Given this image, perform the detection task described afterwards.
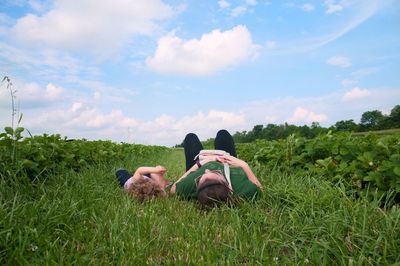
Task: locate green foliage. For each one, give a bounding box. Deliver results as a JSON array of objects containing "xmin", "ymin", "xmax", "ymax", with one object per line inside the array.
[
  {"xmin": 0, "ymin": 127, "xmax": 168, "ymax": 181},
  {"xmin": 388, "ymin": 105, "xmax": 400, "ymax": 128},
  {"xmin": 233, "ymin": 122, "xmax": 329, "ymax": 143},
  {"xmin": 237, "ymin": 132, "xmax": 400, "ymax": 201},
  {"xmin": 360, "ymin": 110, "xmax": 385, "ymax": 131},
  {"xmin": 333, "ymin": 119, "xmax": 359, "ymax": 132},
  {"xmin": 231, "ymin": 104, "xmax": 400, "ymax": 144},
  {"xmin": 1, "ymin": 150, "xmax": 399, "ymax": 264}
]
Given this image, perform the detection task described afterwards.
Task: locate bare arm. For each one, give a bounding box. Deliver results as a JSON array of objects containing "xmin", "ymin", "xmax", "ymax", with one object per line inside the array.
[
  {"xmin": 170, "ymin": 157, "xmax": 224, "ymax": 194},
  {"xmin": 239, "ymin": 162, "xmax": 263, "ymax": 189},
  {"xmin": 132, "ymin": 166, "xmax": 166, "ymax": 182},
  {"xmin": 218, "ymin": 155, "xmax": 263, "ymax": 189}
]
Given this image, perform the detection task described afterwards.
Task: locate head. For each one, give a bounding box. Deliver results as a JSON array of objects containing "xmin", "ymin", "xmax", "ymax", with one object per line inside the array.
[
  {"xmin": 196, "ymin": 169, "xmax": 232, "ymax": 209},
  {"xmin": 127, "ymin": 178, "xmax": 166, "ymax": 203}
]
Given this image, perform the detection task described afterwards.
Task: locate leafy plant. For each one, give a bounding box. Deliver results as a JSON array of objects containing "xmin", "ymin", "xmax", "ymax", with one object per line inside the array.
[
  {"xmin": 0, "ymin": 130, "xmax": 168, "ymax": 181},
  {"xmin": 1, "ymin": 76, "xmax": 23, "ymax": 165},
  {"xmin": 237, "ymin": 132, "xmax": 400, "ymax": 202}
]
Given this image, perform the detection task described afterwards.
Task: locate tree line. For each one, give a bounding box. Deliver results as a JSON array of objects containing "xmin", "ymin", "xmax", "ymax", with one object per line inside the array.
[{"xmin": 232, "ymin": 104, "xmax": 400, "ymax": 143}]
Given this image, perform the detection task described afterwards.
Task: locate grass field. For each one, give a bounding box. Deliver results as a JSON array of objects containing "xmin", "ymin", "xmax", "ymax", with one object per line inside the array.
[
  {"xmin": 1, "ymin": 148, "xmax": 400, "ymax": 265},
  {"xmin": 352, "ymin": 128, "xmax": 400, "ymax": 136}
]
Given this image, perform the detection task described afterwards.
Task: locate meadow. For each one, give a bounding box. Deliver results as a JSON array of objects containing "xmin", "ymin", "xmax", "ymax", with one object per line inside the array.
[{"xmin": 1, "ymin": 129, "xmax": 400, "ymax": 265}]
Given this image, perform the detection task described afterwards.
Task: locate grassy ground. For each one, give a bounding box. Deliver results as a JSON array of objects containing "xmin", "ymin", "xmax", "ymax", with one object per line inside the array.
[
  {"xmin": 1, "ymin": 148, "xmax": 400, "ymax": 265},
  {"xmin": 352, "ymin": 128, "xmax": 400, "ymax": 136}
]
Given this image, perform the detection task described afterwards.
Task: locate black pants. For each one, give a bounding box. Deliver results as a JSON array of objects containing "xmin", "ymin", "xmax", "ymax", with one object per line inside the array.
[{"xmin": 183, "ymin": 129, "xmax": 237, "ymax": 171}]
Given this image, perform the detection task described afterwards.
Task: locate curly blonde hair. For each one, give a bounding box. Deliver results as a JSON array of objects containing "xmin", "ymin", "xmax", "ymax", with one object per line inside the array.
[{"xmin": 126, "ymin": 178, "xmax": 166, "ymax": 202}]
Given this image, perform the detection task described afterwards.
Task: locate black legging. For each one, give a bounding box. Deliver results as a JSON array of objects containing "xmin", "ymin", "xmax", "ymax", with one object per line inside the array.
[{"xmin": 183, "ymin": 129, "xmax": 237, "ymax": 171}]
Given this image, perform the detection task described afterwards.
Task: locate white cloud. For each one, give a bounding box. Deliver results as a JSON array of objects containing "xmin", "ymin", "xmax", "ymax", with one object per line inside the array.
[
  {"xmin": 231, "ymin": 6, "xmax": 248, "ymax": 17},
  {"xmin": 3, "ymin": 81, "xmax": 399, "ymax": 146},
  {"xmin": 11, "ymin": 0, "xmax": 173, "ymax": 56},
  {"xmin": 70, "ymin": 102, "xmax": 83, "ymax": 112},
  {"xmin": 28, "ymin": 0, "xmax": 51, "ymax": 12},
  {"xmin": 340, "ymin": 67, "xmax": 379, "ymax": 87},
  {"xmin": 10, "ymin": 82, "xmax": 65, "ymax": 106},
  {"xmin": 218, "ymin": 0, "xmax": 230, "ymax": 9},
  {"xmin": 324, "ymin": 0, "xmax": 344, "ymax": 14},
  {"xmin": 342, "ymin": 87, "xmax": 371, "ymax": 101},
  {"xmin": 288, "ymin": 107, "xmax": 328, "ymax": 124},
  {"xmin": 32, "ymin": 106, "xmax": 138, "ymax": 131},
  {"xmin": 155, "ymin": 114, "xmax": 175, "ymax": 127},
  {"xmin": 219, "ymin": 0, "xmax": 257, "ymax": 17},
  {"xmin": 22, "ymin": 106, "xmax": 245, "ymax": 146},
  {"xmin": 146, "ymin": 25, "xmax": 260, "ymax": 76},
  {"xmin": 264, "ymin": 115, "xmax": 277, "ymax": 123},
  {"xmin": 93, "ymin": 91, "xmax": 101, "ymax": 101},
  {"xmin": 45, "ymin": 83, "xmax": 64, "ymax": 100},
  {"xmin": 0, "ymin": 42, "xmax": 100, "ymax": 80},
  {"xmin": 136, "ymin": 110, "xmax": 244, "ymax": 144},
  {"xmin": 302, "ymin": 3, "xmax": 315, "ymax": 12},
  {"xmin": 341, "ymin": 79, "xmax": 357, "ymax": 87},
  {"xmin": 245, "ymin": 0, "xmax": 258, "ymax": 6},
  {"xmin": 285, "ymin": 2, "xmax": 314, "ymax": 12},
  {"xmin": 327, "ymin": 56, "xmax": 352, "ymax": 67}
]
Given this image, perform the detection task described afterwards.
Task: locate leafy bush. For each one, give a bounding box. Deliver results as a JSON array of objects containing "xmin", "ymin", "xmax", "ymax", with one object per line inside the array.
[
  {"xmin": 0, "ymin": 127, "xmax": 168, "ymax": 181},
  {"xmin": 237, "ymin": 132, "xmax": 400, "ymax": 201}
]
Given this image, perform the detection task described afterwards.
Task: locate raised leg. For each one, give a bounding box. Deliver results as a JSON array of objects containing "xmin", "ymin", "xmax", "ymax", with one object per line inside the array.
[
  {"xmin": 214, "ymin": 129, "xmax": 237, "ymax": 157},
  {"xmin": 183, "ymin": 133, "xmax": 203, "ymax": 171}
]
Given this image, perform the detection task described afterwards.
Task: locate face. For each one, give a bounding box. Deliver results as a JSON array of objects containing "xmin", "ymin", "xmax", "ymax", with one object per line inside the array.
[{"xmin": 196, "ymin": 169, "xmax": 229, "ymax": 188}]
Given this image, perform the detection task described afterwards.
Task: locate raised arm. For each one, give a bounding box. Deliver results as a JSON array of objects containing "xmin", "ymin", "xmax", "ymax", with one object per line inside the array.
[
  {"xmin": 218, "ymin": 155, "xmax": 263, "ymax": 189},
  {"xmin": 132, "ymin": 166, "xmax": 166, "ymax": 182}
]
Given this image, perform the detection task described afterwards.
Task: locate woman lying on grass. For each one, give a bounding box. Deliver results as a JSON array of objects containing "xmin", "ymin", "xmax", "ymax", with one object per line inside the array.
[
  {"xmin": 115, "ymin": 166, "xmax": 171, "ymax": 202},
  {"xmin": 170, "ymin": 129, "xmax": 263, "ymax": 209}
]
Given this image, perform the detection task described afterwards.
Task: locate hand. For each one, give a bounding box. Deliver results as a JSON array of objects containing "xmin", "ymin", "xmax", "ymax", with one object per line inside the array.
[
  {"xmin": 199, "ymin": 157, "xmax": 216, "ymax": 166},
  {"xmin": 217, "ymin": 155, "xmax": 247, "ymax": 168},
  {"xmin": 155, "ymin": 165, "xmax": 167, "ymax": 174}
]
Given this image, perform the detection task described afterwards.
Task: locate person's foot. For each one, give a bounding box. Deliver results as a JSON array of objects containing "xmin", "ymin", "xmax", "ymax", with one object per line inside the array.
[{"xmin": 115, "ymin": 168, "xmax": 131, "ymax": 187}]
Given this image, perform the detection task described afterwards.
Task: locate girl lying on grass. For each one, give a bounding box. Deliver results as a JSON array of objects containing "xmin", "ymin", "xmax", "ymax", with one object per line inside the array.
[{"xmin": 115, "ymin": 166, "xmax": 171, "ymax": 202}]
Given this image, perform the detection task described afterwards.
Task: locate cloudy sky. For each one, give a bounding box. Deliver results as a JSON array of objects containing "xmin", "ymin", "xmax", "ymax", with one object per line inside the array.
[{"xmin": 0, "ymin": 0, "xmax": 399, "ymax": 146}]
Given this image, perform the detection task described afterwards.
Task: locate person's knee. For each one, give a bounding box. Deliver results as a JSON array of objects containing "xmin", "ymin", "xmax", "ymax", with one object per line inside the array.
[
  {"xmin": 216, "ymin": 129, "xmax": 231, "ymax": 138},
  {"xmin": 184, "ymin": 133, "xmax": 198, "ymax": 141}
]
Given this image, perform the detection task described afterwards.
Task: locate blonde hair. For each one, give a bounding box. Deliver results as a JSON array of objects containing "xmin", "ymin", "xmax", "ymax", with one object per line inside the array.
[{"xmin": 126, "ymin": 178, "xmax": 166, "ymax": 202}]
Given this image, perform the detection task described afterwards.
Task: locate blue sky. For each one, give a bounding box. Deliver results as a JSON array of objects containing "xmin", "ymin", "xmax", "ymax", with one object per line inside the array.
[{"xmin": 1, "ymin": 0, "xmax": 399, "ymax": 146}]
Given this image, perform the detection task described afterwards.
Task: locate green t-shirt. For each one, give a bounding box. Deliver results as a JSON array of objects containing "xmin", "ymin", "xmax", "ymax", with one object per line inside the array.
[{"xmin": 175, "ymin": 161, "xmax": 262, "ymax": 201}]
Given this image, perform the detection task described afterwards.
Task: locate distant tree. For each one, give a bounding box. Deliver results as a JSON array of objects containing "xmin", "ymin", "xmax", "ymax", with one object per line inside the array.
[
  {"xmin": 388, "ymin": 105, "xmax": 400, "ymax": 128},
  {"xmin": 233, "ymin": 131, "xmax": 248, "ymax": 143},
  {"xmin": 297, "ymin": 124, "xmax": 312, "ymax": 138},
  {"xmin": 360, "ymin": 110, "xmax": 384, "ymax": 131},
  {"xmin": 263, "ymin": 123, "xmax": 285, "ymax": 140},
  {"xmin": 251, "ymin": 125, "xmax": 263, "ymax": 140},
  {"xmin": 230, "ymin": 104, "xmax": 399, "ymax": 145},
  {"xmin": 285, "ymin": 123, "xmax": 298, "ymax": 137},
  {"xmin": 309, "ymin": 121, "xmax": 328, "ymax": 137},
  {"xmin": 333, "ymin": 119, "xmax": 358, "ymax": 132}
]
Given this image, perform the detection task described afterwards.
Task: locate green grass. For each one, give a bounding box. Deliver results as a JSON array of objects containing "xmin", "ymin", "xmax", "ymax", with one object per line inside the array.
[
  {"xmin": 1, "ymin": 149, "xmax": 400, "ymax": 265},
  {"xmin": 352, "ymin": 128, "xmax": 400, "ymax": 136}
]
